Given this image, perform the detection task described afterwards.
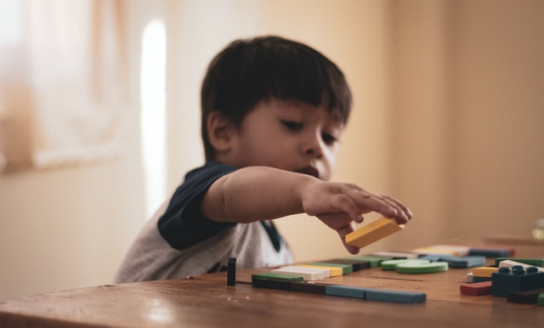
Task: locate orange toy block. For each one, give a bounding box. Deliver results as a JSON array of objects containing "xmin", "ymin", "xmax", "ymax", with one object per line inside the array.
[
  {"xmin": 345, "ymin": 217, "xmax": 404, "ymax": 248},
  {"xmin": 472, "ymin": 266, "xmax": 499, "ymax": 278}
]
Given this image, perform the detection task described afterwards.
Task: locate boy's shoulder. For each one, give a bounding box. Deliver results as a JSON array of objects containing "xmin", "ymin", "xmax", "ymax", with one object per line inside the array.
[{"xmin": 185, "ymin": 161, "xmax": 237, "ymax": 182}]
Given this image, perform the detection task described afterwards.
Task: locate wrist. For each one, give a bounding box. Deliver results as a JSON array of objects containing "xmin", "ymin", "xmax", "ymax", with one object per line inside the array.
[{"xmin": 296, "ymin": 173, "xmax": 322, "ymax": 212}]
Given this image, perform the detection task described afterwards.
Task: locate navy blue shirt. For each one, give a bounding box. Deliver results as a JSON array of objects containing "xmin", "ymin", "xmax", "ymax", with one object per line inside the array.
[
  {"xmin": 158, "ymin": 162, "xmax": 237, "ymax": 249},
  {"xmin": 158, "ymin": 162, "xmax": 282, "ymax": 251}
]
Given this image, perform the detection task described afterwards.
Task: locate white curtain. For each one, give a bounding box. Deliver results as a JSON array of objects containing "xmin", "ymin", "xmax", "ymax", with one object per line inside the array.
[{"xmin": 0, "ymin": 0, "xmax": 128, "ymax": 172}]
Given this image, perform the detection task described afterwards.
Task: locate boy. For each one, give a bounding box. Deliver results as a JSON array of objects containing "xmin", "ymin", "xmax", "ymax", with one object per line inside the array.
[{"xmin": 114, "ymin": 36, "xmax": 412, "ymax": 283}]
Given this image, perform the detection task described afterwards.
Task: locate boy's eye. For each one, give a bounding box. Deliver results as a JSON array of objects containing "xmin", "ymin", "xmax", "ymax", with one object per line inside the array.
[
  {"xmin": 322, "ymin": 133, "xmax": 338, "ymax": 145},
  {"xmin": 281, "ymin": 120, "xmax": 303, "ymax": 131}
]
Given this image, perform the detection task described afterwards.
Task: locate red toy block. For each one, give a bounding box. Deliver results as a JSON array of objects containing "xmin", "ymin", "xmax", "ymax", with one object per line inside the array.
[{"xmin": 460, "ymin": 281, "xmax": 492, "ymax": 296}]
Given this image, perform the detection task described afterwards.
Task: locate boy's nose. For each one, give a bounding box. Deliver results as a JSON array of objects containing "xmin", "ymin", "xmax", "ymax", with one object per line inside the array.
[{"xmin": 303, "ymin": 136, "xmax": 324, "ymax": 158}]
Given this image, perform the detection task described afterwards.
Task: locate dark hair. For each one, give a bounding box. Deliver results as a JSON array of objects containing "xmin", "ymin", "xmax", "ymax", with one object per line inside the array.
[{"xmin": 200, "ymin": 35, "xmax": 352, "ymax": 161}]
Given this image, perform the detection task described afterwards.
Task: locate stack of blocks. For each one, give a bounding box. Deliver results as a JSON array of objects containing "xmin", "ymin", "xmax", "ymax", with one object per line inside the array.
[
  {"xmin": 491, "ymin": 266, "xmax": 544, "ymax": 297},
  {"xmin": 461, "ymin": 257, "xmax": 544, "ymax": 306},
  {"xmin": 252, "ymin": 256, "xmax": 427, "ymax": 304}
]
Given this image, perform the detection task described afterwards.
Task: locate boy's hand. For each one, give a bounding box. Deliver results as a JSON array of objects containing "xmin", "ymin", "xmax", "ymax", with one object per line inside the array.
[{"xmin": 300, "ymin": 180, "xmax": 412, "ymax": 254}]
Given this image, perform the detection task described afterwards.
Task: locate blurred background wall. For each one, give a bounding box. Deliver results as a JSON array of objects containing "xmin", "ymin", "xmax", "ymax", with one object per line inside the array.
[{"xmin": 0, "ymin": 0, "xmax": 542, "ymax": 300}]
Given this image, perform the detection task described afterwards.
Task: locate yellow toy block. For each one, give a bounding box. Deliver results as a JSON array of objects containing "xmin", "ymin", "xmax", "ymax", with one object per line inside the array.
[
  {"xmin": 472, "ymin": 266, "xmax": 499, "ymax": 278},
  {"xmin": 412, "ymin": 246, "xmax": 460, "ymax": 256},
  {"xmin": 345, "ymin": 217, "xmax": 404, "ymax": 248},
  {"xmin": 299, "ymin": 264, "xmax": 343, "ymax": 277}
]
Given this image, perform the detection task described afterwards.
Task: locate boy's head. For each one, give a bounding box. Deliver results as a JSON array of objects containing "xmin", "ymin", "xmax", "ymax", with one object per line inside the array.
[
  {"xmin": 201, "ymin": 36, "xmax": 351, "ymax": 178},
  {"xmin": 201, "ymin": 36, "xmax": 352, "ymax": 163}
]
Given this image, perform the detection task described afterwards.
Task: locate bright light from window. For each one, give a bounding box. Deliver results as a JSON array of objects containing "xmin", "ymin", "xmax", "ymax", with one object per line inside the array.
[
  {"xmin": 0, "ymin": 0, "xmax": 22, "ymax": 46},
  {"xmin": 140, "ymin": 20, "xmax": 167, "ymax": 219}
]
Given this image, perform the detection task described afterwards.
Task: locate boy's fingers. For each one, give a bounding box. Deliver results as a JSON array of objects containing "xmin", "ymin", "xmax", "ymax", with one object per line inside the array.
[
  {"xmin": 348, "ymin": 189, "xmax": 414, "ymax": 225},
  {"xmin": 337, "ymin": 224, "xmax": 359, "ymax": 254},
  {"xmin": 330, "ymin": 194, "xmax": 363, "ymax": 222},
  {"xmin": 317, "ymin": 212, "xmax": 355, "ymax": 230},
  {"xmin": 381, "ymin": 195, "xmax": 413, "ymax": 223},
  {"xmin": 352, "ymin": 190, "xmax": 399, "ymax": 219}
]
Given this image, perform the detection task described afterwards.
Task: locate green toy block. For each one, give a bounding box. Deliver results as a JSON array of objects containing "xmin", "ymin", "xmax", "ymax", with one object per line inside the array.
[{"xmin": 538, "ymin": 293, "xmax": 544, "ymax": 306}]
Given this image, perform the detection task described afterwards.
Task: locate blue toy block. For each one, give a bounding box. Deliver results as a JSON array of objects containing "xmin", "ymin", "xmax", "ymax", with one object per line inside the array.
[
  {"xmin": 365, "ymin": 288, "xmax": 426, "ymax": 304},
  {"xmin": 491, "ymin": 266, "xmax": 544, "ymax": 297},
  {"xmin": 418, "ymin": 254, "xmax": 446, "ymax": 262},
  {"xmin": 443, "ymin": 255, "xmax": 486, "ymax": 268},
  {"xmin": 469, "ymin": 248, "xmax": 512, "ymax": 258},
  {"xmin": 473, "ymin": 276, "xmax": 492, "ymax": 283},
  {"xmin": 325, "ymin": 285, "xmax": 426, "ymax": 304},
  {"xmin": 419, "ymin": 254, "xmax": 486, "ymax": 268},
  {"xmin": 325, "ymin": 285, "xmax": 366, "ymax": 299},
  {"xmin": 290, "ymin": 281, "xmax": 327, "ymax": 294}
]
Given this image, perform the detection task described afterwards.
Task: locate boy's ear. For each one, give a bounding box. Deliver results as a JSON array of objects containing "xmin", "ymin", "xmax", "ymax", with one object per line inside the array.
[{"xmin": 207, "ymin": 111, "xmax": 236, "ymax": 154}]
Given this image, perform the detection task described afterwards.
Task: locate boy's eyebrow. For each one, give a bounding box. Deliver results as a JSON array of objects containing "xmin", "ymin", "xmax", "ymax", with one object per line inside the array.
[{"xmin": 328, "ymin": 113, "xmax": 346, "ymax": 126}]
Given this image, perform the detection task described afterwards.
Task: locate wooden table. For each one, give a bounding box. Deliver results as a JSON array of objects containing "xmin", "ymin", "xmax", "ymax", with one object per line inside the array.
[{"xmin": 1, "ymin": 243, "xmax": 543, "ymax": 327}]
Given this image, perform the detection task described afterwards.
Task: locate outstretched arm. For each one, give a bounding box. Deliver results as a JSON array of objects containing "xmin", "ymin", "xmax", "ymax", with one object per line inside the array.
[{"xmin": 202, "ymin": 166, "xmax": 412, "ymax": 253}]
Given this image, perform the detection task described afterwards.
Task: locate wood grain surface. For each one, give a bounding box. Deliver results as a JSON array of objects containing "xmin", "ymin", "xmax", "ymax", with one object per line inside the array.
[{"xmin": 1, "ymin": 242, "xmax": 542, "ymax": 327}]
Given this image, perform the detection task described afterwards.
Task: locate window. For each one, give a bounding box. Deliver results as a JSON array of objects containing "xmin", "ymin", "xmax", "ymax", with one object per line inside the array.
[{"xmin": 140, "ymin": 20, "xmax": 167, "ymax": 218}]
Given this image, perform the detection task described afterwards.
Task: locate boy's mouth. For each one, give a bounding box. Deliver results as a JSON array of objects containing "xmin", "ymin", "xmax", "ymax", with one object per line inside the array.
[{"xmin": 295, "ymin": 166, "xmax": 319, "ymax": 179}]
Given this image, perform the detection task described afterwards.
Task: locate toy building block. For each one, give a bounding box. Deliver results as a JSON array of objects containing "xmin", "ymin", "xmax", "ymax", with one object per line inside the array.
[
  {"xmin": 290, "ymin": 281, "xmax": 328, "ymax": 294},
  {"xmin": 396, "ymin": 261, "xmax": 448, "ymax": 274},
  {"xmin": 415, "ymin": 245, "xmax": 471, "ymax": 256},
  {"xmin": 419, "ymin": 254, "xmax": 486, "ymax": 268},
  {"xmin": 381, "ymin": 258, "xmax": 448, "ymax": 274},
  {"xmin": 491, "ymin": 266, "xmax": 544, "ymax": 297},
  {"xmin": 251, "ymin": 273, "xmax": 305, "ymax": 291},
  {"xmin": 252, "ymin": 273, "xmax": 304, "ymax": 282},
  {"xmin": 506, "ymin": 287, "xmax": 544, "ymax": 304},
  {"xmin": 321, "ymin": 258, "xmax": 370, "ymax": 272},
  {"xmin": 345, "ymin": 217, "xmax": 404, "ymax": 248},
  {"xmin": 467, "ymin": 273, "xmax": 492, "ymax": 282},
  {"xmin": 325, "ymin": 285, "xmax": 366, "ymax": 299},
  {"xmin": 499, "ymin": 260, "xmax": 544, "ymax": 273},
  {"xmin": 468, "ymin": 247, "xmax": 514, "ymax": 258},
  {"xmin": 473, "ymin": 276, "xmax": 492, "ymax": 283},
  {"xmin": 341, "ymin": 255, "xmax": 393, "ymax": 268},
  {"xmin": 371, "ymin": 251, "xmax": 420, "ymax": 259},
  {"xmin": 299, "ymin": 264, "xmax": 343, "ymax": 277},
  {"xmin": 301, "ymin": 266, "xmax": 332, "ymax": 279},
  {"xmin": 412, "ymin": 246, "xmax": 461, "ymax": 256},
  {"xmin": 325, "ymin": 285, "xmax": 426, "ymax": 304},
  {"xmin": 466, "ymin": 272, "xmax": 474, "ymax": 283},
  {"xmin": 446, "ymin": 255, "xmax": 486, "ymax": 268},
  {"xmin": 538, "ymin": 293, "xmax": 544, "ymax": 306},
  {"xmin": 460, "ymin": 281, "xmax": 492, "ymax": 296},
  {"xmin": 364, "ymin": 288, "xmax": 426, "ymax": 304},
  {"xmin": 252, "ymin": 277, "xmax": 293, "ymax": 291},
  {"xmin": 381, "ymin": 259, "xmax": 430, "ymax": 271},
  {"xmin": 472, "ymin": 266, "xmax": 499, "ymax": 278},
  {"xmin": 496, "ymin": 259, "xmax": 544, "ymax": 271},
  {"xmin": 253, "ymin": 272, "xmax": 427, "ymax": 304},
  {"xmin": 227, "ymin": 257, "xmax": 236, "ymax": 286},
  {"xmin": 308, "ymin": 262, "xmax": 353, "ymax": 274},
  {"xmin": 272, "ymin": 266, "xmax": 328, "ymax": 281},
  {"xmin": 417, "ymin": 254, "xmax": 445, "ymax": 262}
]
